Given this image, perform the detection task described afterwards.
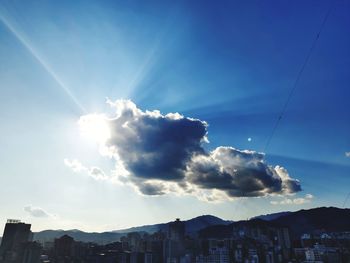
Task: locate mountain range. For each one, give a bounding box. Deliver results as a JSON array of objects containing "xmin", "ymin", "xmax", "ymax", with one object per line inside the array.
[
  {"xmin": 252, "ymin": 211, "xmax": 292, "ymax": 221},
  {"xmin": 33, "ymin": 215, "xmax": 231, "ymax": 244},
  {"xmin": 32, "ymin": 207, "xmax": 350, "ymax": 244},
  {"xmin": 199, "ymin": 207, "xmax": 350, "ymax": 240}
]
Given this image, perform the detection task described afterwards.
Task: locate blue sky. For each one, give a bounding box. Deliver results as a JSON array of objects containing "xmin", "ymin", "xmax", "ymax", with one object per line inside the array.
[{"xmin": 0, "ymin": 0, "xmax": 349, "ymax": 233}]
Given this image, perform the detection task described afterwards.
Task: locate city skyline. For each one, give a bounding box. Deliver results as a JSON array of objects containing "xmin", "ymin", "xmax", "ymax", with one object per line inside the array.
[
  {"xmin": 0, "ymin": 0, "xmax": 349, "ymax": 234},
  {"xmin": 1, "ymin": 207, "xmax": 350, "ymax": 262}
]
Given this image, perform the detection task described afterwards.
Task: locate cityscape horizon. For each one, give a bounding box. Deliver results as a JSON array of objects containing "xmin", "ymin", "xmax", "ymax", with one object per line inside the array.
[
  {"xmin": 1, "ymin": 206, "xmax": 350, "ymax": 262},
  {"xmin": 1, "ymin": 205, "xmax": 347, "ymax": 235}
]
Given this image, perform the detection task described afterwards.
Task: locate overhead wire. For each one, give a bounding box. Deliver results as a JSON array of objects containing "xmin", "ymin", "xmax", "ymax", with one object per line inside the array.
[
  {"xmin": 260, "ymin": 2, "xmax": 350, "ymax": 208},
  {"xmin": 263, "ymin": 2, "xmax": 335, "ymax": 153}
]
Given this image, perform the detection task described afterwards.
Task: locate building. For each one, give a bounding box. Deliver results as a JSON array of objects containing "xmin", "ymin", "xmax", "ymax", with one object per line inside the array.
[
  {"xmin": 196, "ymin": 247, "xmax": 229, "ymax": 263},
  {"xmin": 20, "ymin": 242, "xmax": 42, "ymax": 263},
  {"xmin": 164, "ymin": 219, "xmax": 186, "ymax": 263},
  {"xmin": 169, "ymin": 219, "xmax": 185, "ymax": 241},
  {"xmin": 53, "ymin": 234, "xmax": 75, "ymax": 259},
  {"xmin": 0, "ymin": 219, "xmax": 34, "ymax": 263}
]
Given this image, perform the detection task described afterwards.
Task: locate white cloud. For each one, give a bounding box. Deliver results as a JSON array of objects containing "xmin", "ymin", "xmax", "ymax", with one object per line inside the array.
[
  {"xmin": 345, "ymin": 152, "xmax": 350, "ymax": 158},
  {"xmin": 186, "ymin": 147, "xmax": 300, "ymax": 198},
  {"xmin": 64, "ymin": 159, "xmax": 85, "ymax": 173},
  {"xmin": 24, "ymin": 205, "xmax": 54, "ymax": 218},
  {"xmin": 64, "ymin": 159, "xmax": 109, "ymax": 181},
  {"xmin": 270, "ymin": 194, "xmax": 314, "ymax": 205},
  {"xmin": 89, "ymin": 167, "xmax": 108, "ymax": 180},
  {"xmin": 72, "ymin": 99, "xmax": 302, "ymax": 202},
  {"xmin": 305, "ymin": 193, "xmax": 314, "ymax": 199}
]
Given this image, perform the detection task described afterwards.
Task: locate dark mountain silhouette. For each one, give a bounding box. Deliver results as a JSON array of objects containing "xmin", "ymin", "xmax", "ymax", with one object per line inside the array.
[
  {"xmin": 271, "ymin": 206, "xmax": 350, "ymax": 239},
  {"xmin": 252, "ymin": 211, "xmax": 292, "ymax": 221},
  {"xmin": 33, "ymin": 229, "xmax": 125, "ymax": 244},
  {"xmin": 113, "ymin": 215, "xmax": 231, "ymax": 235},
  {"xmin": 33, "ymin": 215, "xmax": 231, "ymax": 244},
  {"xmin": 185, "ymin": 215, "xmax": 232, "ymax": 234},
  {"xmin": 198, "ymin": 218, "xmax": 279, "ymax": 239},
  {"xmin": 198, "ymin": 207, "xmax": 350, "ymax": 240},
  {"xmin": 198, "ymin": 224, "xmax": 232, "ymax": 239},
  {"xmin": 32, "ymin": 207, "xmax": 350, "ymax": 244}
]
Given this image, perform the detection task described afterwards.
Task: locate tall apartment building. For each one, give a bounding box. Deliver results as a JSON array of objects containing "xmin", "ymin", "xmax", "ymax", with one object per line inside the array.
[{"xmin": 0, "ymin": 219, "xmax": 33, "ymax": 262}]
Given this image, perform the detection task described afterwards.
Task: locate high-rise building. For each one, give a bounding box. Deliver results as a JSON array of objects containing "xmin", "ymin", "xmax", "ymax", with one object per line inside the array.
[
  {"xmin": 196, "ymin": 247, "xmax": 229, "ymax": 263},
  {"xmin": 54, "ymin": 234, "xmax": 75, "ymax": 258},
  {"xmin": 20, "ymin": 242, "xmax": 42, "ymax": 263},
  {"xmin": 168, "ymin": 218, "xmax": 185, "ymax": 241},
  {"xmin": 0, "ymin": 219, "xmax": 33, "ymax": 262},
  {"xmin": 164, "ymin": 219, "xmax": 186, "ymax": 263}
]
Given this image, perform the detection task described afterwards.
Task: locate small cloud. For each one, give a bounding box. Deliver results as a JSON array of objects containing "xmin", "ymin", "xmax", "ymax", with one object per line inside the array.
[
  {"xmin": 64, "ymin": 159, "xmax": 86, "ymax": 173},
  {"xmin": 247, "ymin": 137, "xmax": 252, "ymax": 142},
  {"xmin": 64, "ymin": 159, "xmax": 109, "ymax": 181},
  {"xmin": 270, "ymin": 194, "xmax": 314, "ymax": 205},
  {"xmin": 24, "ymin": 205, "xmax": 54, "ymax": 218},
  {"xmin": 136, "ymin": 181, "xmax": 167, "ymax": 196},
  {"xmin": 345, "ymin": 152, "xmax": 350, "ymax": 158},
  {"xmin": 89, "ymin": 167, "xmax": 108, "ymax": 180}
]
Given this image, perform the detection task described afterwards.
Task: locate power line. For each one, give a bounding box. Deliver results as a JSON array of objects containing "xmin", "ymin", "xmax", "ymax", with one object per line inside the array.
[
  {"xmin": 342, "ymin": 192, "xmax": 350, "ymax": 208},
  {"xmin": 263, "ymin": 2, "xmax": 335, "ymax": 153},
  {"xmin": 261, "ymin": 2, "xmax": 350, "ymax": 209}
]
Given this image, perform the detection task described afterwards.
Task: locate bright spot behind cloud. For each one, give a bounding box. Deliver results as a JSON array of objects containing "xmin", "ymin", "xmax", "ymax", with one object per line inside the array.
[
  {"xmin": 78, "ymin": 114, "xmax": 111, "ymax": 144},
  {"xmin": 70, "ymin": 99, "xmax": 302, "ymax": 202}
]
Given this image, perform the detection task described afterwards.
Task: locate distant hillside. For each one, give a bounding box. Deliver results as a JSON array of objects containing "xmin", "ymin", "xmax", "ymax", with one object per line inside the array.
[
  {"xmin": 199, "ymin": 218, "xmax": 281, "ymax": 239},
  {"xmin": 271, "ymin": 207, "xmax": 350, "ymax": 239},
  {"xmin": 34, "ymin": 229, "xmax": 125, "ymax": 244},
  {"xmin": 113, "ymin": 224, "xmax": 165, "ymax": 234},
  {"xmin": 34, "ymin": 215, "xmax": 231, "ymax": 244},
  {"xmin": 185, "ymin": 215, "xmax": 232, "ymax": 234},
  {"xmin": 252, "ymin": 211, "xmax": 292, "ymax": 221},
  {"xmin": 198, "ymin": 207, "xmax": 350, "ymax": 240},
  {"xmin": 113, "ymin": 215, "xmax": 232, "ymax": 235},
  {"xmin": 33, "ymin": 207, "xmax": 350, "ymax": 244}
]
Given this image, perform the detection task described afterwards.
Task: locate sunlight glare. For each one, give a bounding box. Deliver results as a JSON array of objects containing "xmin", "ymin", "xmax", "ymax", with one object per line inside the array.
[{"xmin": 78, "ymin": 114, "xmax": 111, "ymax": 144}]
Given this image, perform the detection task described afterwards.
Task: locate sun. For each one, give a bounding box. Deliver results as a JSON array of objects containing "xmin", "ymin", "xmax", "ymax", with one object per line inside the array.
[{"xmin": 78, "ymin": 114, "xmax": 111, "ymax": 144}]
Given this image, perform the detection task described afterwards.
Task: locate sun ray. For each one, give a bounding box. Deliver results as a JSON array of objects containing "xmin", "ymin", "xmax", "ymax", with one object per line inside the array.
[{"xmin": 0, "ymin": 14, "xmax": 86, "ymax": 113}]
